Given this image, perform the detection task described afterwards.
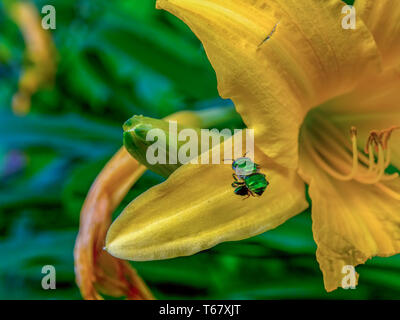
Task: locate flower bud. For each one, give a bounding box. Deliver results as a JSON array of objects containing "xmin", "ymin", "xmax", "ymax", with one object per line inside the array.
[{"xmin": 123, "ymin": 106, "xmax": 239, "ymax": 177}]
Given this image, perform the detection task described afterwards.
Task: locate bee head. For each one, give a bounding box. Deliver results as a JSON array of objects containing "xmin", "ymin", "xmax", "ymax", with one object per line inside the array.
[{"xmin": 232, "ymin": 157, "xmax": 252, "ymax": 169}]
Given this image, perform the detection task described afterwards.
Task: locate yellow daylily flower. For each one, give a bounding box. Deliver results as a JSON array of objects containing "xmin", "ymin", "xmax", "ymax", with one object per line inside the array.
[{"xmin": 106, "ymin": 0, "xmax": 400, "ymax": 292}]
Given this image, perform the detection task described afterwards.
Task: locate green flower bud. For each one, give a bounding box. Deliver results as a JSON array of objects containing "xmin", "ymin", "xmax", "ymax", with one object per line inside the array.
[
  {"xmin": 123, "ymin": 115, "xmax": 200, "ymax": 177},
  {"xmin": 123, "ymin": 106, "xmax": 240, "ymax": 177}
]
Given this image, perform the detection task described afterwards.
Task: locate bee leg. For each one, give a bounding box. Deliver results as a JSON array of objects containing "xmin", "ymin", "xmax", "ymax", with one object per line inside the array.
[
  {"xmin": 242, "ymin": 191, "xmax": 251, "ymax": 200},
  {"xmin": 232, "ymin": 181, "xmax": 244, "ymax": 187},
  {"xmin": 249, "ymin": 190, "xmax": 256, "ymax": 197},
  {"xmin": 232, "ymin": 173, "xmax": 239, "ymax": 181}
]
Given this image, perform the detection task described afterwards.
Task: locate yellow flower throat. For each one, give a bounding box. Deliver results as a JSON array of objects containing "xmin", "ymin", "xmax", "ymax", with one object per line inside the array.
[{"xmin": 302, "ymin": 113, "xmax": 400, "ymax": 199}]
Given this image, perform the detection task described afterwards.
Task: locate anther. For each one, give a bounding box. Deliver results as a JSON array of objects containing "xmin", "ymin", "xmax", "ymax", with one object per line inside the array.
[{"xmin": 350, "ymin": 126, "xmax": 357, "ymax": 137}]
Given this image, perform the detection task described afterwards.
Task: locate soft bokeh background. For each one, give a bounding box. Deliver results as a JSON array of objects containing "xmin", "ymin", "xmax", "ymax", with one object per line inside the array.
[{"xmin": 1, "ymin": 0, "xmax": 400, "ymax": 300}]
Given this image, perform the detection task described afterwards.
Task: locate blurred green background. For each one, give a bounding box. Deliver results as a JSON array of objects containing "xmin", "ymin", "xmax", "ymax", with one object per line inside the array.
[{"xmin": 0, "ymin": 0, "xmax": 400, "ymax": 300}]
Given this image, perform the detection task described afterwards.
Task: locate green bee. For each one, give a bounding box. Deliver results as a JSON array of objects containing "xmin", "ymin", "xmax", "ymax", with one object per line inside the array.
[{"xmin": 230, "ymin": 156, "xmax": 269, "ymax": 199}]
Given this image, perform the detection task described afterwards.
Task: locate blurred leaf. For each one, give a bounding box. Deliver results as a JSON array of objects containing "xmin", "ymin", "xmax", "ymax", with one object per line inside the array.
[
  {"xmin": 0, "ymin": 222, "xmax": 79, "ymax": 299},
  {"xmin": 0, "ymin": 111, "xmax": 121, "ymax": 159}
]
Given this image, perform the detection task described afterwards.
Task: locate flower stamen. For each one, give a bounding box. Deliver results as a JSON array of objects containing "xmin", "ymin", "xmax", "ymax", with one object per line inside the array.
[{"xmin": 305, "ymin": 124, "xmax": 399, "ymax": 186}]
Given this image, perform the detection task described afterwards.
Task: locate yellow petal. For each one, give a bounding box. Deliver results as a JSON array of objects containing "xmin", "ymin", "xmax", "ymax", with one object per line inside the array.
[
  {"xmin": 299, "ymin": 139, "xmax": 400, "ymax": 292},
  {"xmin": 157, "ymin": 0, "xmax": 381, "ymax": 168},
  {"xmin": 321, "ymin": 65, "xmax": 400, "ymax": 168},
  {"xmin": 105, "ymin": 137, "xmax": 308, "ymax": 261},
  {"xmin": 356, "ymin": 0, "xmax": 400, "ymax": 70}
]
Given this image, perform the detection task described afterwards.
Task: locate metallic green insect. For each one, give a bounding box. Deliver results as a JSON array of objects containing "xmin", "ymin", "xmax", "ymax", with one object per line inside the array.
[{"xmin": 231, "ymin": 156, "xmax": 269, "ymax": 199}]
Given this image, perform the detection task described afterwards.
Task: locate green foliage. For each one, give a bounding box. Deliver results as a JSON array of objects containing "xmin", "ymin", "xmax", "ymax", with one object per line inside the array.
[{"xmin": 0, "ymin": 0, "xmax": 399, "ymax": 300}]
